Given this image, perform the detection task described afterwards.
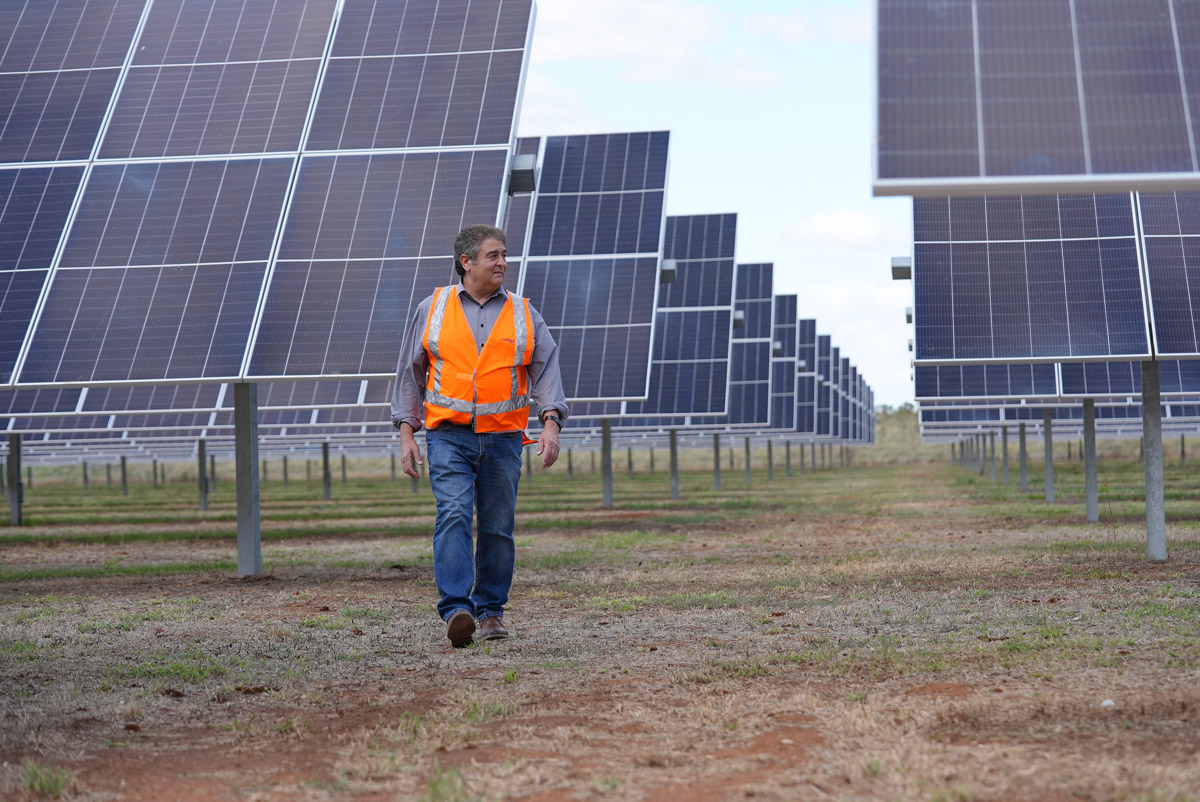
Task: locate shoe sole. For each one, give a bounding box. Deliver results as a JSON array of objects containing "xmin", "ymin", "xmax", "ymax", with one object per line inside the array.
[{"xmin": 447, "ymin": 612, "xmax": 475, "ymax": 647}]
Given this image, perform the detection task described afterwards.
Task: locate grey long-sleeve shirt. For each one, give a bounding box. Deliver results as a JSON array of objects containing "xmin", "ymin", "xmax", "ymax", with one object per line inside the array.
[{"xmin": 390, "ymin": 285, "xmax": 569, "ymax": 432}]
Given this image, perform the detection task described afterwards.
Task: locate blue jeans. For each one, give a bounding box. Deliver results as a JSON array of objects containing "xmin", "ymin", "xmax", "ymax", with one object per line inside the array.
[{"xmin": 425, "ymin": 426, "xmax": 524, "ymax": 622}]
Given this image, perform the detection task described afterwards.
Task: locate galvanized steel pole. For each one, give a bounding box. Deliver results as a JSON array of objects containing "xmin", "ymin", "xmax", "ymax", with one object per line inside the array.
[{"xmin": 1142, "ymin": 361, "xmax": 1167, "ymax": 561}]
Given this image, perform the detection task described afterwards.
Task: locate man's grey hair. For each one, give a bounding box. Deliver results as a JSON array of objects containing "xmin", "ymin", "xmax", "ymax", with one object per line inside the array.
[{"xmin": 454, "ymin": 224, "xmax": 506, "ymax": 277}]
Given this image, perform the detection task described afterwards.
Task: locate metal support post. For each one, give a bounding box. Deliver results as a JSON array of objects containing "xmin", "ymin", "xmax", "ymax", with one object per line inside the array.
[
  {"xmin": 153, "ymin": 459, "xmax": 158, "ymax": 488},
  {"xmin": 261, "ymin": 459, "xmax": 267, "ymax": 483},
  {"xmin": 810, "ymin": 443, "xmax": 816, "ymax": 472},
  {"xmin": 1019, "ymin": 422, "xmax": 1028, "ymax": 492},
  {"xmin": 1043, "ymin": 409, "xmax": 1054, "ymax": 503},
  {"xmin": 767, "ymin": 440, "xmax": 774, "ymax": 482},
  {"xmin": 210, "ymin": 454, "xmax": 217, "ymax": 490},
  {"xmin": 1001, "ymin": 427, "xmax": 1009, "ymax": 485},
  {"xmin": 1182, "ymin": 434, "xmax": 1186, "ymax": 464},
  {"xmin": 322, "ymin": 442, "xmax": 332, "ymax": 500},
  {"xmin": 669, "ymin": 429, "xmax": 679, "ymax": 500},
  {"xmin": 307, "ymin": 459, "xmax": 312, "ymax": 482},
  {"xmin": 390, "ymin": 453, "xmax": 396, "ymax": 481},
  {"xmin": 989, "ymin": 431, "xmax": 996, "ymax": 480},
  {"xmin": 341, "ymin": 453, "xmax": 347, "ymax": 484},
  {"xmin": 120, "ymin": 456, "xmax": 128, "ymax": 497},
  {"xmin": 979, "ymin": 434, "xmax": 986, "ymax": 477},
  {"xmin": 106, "ymin": 463, "xmax": 112, "ymax": 487},
  {"xmin": 785, "ymin": 441, "xmax": 792, "ymax": 477},
  {"xmin": 713, "ymin": 433, "xmax": 722, "ymax": 491},
  {"xmin": 567, "ymin": 448, "xmax": 574, "ymax": 480},
  {"xmin": 197, "ymin": 439, "xmax": 208, "ymax": 511},
  {"xmin": 1142, "ymin": 361, "xmax": 1167, "ymax": 561},
  {"xmin": 627, "ymin": 446, "xmax": 633, "ymax": 476},
  {"xmin": 1084, "ymin": 399, "xmax": 1098, "ymax": 523},
  {"xmin": 283, "ymin": 455, "xmax": 288, "ymax": 487},
  {"xmin": 649, "ymin": 447, "xmax": 655, "ymax": 475},
  {"xmin": 7, "ymin": 435, "xmax": 22, "ymax": 526},
  {"xmin": 951, "ymin": 442, "xmax": 957, "ymax": 466},
  {"xmin": 234, "ymin": 382, "xmax": 262, "ymax": 577},
  {"xmin": 601, "ymin": 419, "xmax": 614, "ymax": 509},
  {"xmin": 82, "ymin": 462, "xmax": 89, "ymax": 490},
  {"xmin": 744, "ymin": 437, "xmax": 751, "ymax": 486}
]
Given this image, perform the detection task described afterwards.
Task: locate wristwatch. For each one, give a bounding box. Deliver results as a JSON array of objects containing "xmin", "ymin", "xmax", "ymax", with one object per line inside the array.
[{"xmin": 542, "ymin": 415, "xmax": 561, "ymax": 431}]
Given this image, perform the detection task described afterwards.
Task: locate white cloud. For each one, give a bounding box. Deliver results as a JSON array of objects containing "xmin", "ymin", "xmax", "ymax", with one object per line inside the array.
[
  {"xmin": 744, "ymin": 4, "xmax": 871, "ymax": 46},
  {"xmin": 532, "ymin": 0, "xmax": 718, "ymax": 78},
  {"xmin": 528, "ymin": 0, "xmax": 781, "ymax": 87},
  {"xmin": 515, "ymin": 72, "xmax": 606, "ymax": 137},
  {"xmin": 787, "ymin": 209, "xmax": 909, "ymax": 250}
]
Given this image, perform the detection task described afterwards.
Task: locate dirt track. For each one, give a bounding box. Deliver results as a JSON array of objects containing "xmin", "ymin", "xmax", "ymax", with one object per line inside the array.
[{"xmin": 2, "ymin": 463, "xmax": 1199, "ymax": 801}]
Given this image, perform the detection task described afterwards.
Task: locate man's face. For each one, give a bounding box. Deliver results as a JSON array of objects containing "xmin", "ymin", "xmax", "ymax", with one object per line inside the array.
[{"xmin": 461, "ymin": 237, "xmax": 507, "ymax": 290}]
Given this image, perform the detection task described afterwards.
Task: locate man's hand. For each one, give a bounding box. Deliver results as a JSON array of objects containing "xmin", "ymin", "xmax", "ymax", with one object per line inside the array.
[
  {"xmin": 399, "ymin": 423, "xmax": 422, "ymax": 478},
  {"xmin": 537, "ymin": 417, "xmax": 560, "ymax": 468}
]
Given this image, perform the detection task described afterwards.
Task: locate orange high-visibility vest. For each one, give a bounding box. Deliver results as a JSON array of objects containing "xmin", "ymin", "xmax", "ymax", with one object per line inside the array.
[{"xmin": 422, "ymin": 285, "xmax": 535, "ymax": 433}]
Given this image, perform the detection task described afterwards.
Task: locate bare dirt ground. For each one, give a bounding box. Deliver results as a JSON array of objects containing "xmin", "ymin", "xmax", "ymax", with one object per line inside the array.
[{"xmin": 2, "ymin": 462, "xmax": 1199, "ymax": 801}]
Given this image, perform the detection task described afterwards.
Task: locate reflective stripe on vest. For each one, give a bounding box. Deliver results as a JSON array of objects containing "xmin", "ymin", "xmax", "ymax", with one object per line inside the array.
[{"xmin": 423, "ymin": 286, "xmax": 532, "ymax": 427}]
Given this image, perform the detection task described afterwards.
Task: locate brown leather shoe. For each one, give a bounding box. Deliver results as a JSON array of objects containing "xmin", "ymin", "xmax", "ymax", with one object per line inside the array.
[
  {"xmin": 446, "ymin": 610, "xmax": 475, "ymax": 647},
  {"xmin": 478, "ymin": 616, "xmax": 509, "ymax": 640}
]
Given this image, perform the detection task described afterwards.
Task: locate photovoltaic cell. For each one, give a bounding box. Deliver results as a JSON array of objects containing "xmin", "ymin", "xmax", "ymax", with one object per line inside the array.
[
  {"xmin": 519, "ymin": 131, "xmax": 670, "ymax": 402},
  {"xmin": 913, "ymin": 194, "xmax": 1150, "ymax": 362},
  {"xmin": 875, "ymin": 0, "xmax": 1200, "ymax": 194}
]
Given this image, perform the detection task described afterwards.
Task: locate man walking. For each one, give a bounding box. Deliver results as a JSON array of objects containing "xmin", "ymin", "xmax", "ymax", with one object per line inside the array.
[{"xmin": 392, "ymin": 224, "xmax": 567, "ymax": 647}]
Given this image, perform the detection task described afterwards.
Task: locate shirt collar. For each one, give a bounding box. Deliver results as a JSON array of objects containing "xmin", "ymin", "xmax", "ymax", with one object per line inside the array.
[{"xmin": 458, "ymin": 283, "xmax": 508, "ymax": 307}]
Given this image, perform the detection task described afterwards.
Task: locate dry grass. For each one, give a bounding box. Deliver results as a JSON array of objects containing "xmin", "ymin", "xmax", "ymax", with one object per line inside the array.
[{"xmin": 1, "ymin": 459, "xmax": 1198, "ymax": 801}]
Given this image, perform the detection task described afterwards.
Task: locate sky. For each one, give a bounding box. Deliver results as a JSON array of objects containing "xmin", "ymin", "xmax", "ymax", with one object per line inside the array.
[{"xmin": 515, "ymin": 0, "xmax": 914, "ymax": 408}]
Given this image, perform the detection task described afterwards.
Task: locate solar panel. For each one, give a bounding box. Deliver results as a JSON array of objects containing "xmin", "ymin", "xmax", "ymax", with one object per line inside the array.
[
  {"xmin": 21, "ymin": 158, "xmax": 292, "ymax": 383},
  {"xmin": 770, "ymin": 295, "xmax": 797, "ymax": 430},
  {"xmin": 1059, "ymin": 359, "xmax": 1200, "ymax": 397},
  {"xmin": 914, "ymin": 363, "xmax": 1059, "ymax": 400},
  {"xmin": 876, "ymin": 0, "xmax": 1200, "ymax": 195},
  {"xmin": 247, "ymin": 149, "xmax": 509, "ymax": 377},
  {"xmin": 686, "ymin": 262, "xmax": 772, "ymax": 427},
  {"xmin": 622, "ymin": 214, "xmax": 736, "ymax": 419},
  {"xmin": 1137, "ymin": 191, "xmax": 1200, "ymax": 357},
  {"xmin": 5, "ymin": 0, "xmax": 534, "ymax": 390},
  {"xmin": 517, "ymin": 131, "xmax": 669, "ymax": 401},
  {"xmin": 796, "ymin": 321, "xmax": 818, "ymax": 435},
  {"xmin": 912, "ymin": 194, "xmax": 1150, "ymax": 363}
]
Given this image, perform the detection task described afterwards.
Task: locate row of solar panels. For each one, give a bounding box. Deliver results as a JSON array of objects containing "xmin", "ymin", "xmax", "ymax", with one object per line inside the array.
[
  {"xmin": 870, "ymin": 0, "xmax": 1200, "ymax": 443},
  {"xmin": 0, "ymin": 0, "xmax": 875, "ymax": 461}
]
